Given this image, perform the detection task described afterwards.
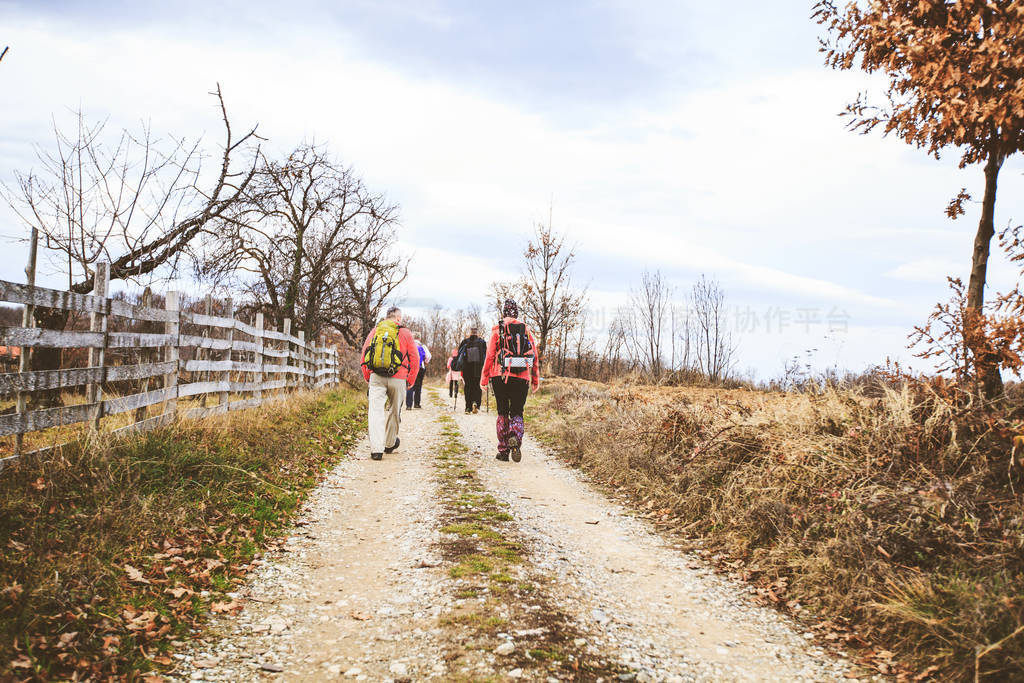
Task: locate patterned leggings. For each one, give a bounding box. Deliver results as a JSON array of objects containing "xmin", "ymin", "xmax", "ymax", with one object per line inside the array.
[{"xmin": 491, "ymin": 377, "xmax": 528, "ymax": 454}]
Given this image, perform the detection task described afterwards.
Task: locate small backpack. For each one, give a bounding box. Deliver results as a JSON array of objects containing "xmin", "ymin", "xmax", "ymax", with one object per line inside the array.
[
  {"xmin": 465, "ymin": 338, "xmax": 482, "ymax": 365},
  {"xmin": 497, "ymin": 321, "xmax": 534, "ymax": 375},
  {"xmin": 363, "ymin": 320, "xmax": 405, "ymax": 376}
]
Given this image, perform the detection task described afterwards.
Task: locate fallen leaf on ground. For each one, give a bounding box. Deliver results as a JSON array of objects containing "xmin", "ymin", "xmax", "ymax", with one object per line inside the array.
[
  {"xmin": 165, "ymin": 585, "xmax": 192, "ymax": 598},
  {"xmin": 350, "ymin": 610, "xmax": 372, "ymax": 621},
  {"xmin": 210, "ymin": 600, "xmax": 242, "ymax": 613},
  {"xmin": 10, "ymin": 655, "xmax": 33, "ymax": 669},
  {"xmin": 124, "ymin": 564, "xmax": 150, "ymax": 584}
]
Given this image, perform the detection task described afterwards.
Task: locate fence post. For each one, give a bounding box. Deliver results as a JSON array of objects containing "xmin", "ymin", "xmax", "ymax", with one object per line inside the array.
[
  {"xmin": 200, "ymin": 293, "xmax": 212, "ymax": 408},
  {"xmin": 283, "ymin": 318, "xmax": 292, "ymax": 392},
  {"xmin": 332, "ymin": 344, "xmax": 339, "ymax": 387},
  {"xmin": 163, "ymin": 291, "xmax": 179, "ymax": 421},
  {"xmin": 298, "ymin": 330, "xmax": 306, "ymax": 390},
  {"xmin": 255, "ymin": 312, "xmax": 264, "ymax": 407},
  {"xmin": 14, "ymin": 228, "xmax": 39, "ymax": 456},
  {"xmin": 220, "ymin": 298, "xmax": 233, "ymax": 411},
  {"xmin": 313, "ymin": 336, "xmax": 320, "ymax": 388},
  {"xmin": 134, "ymin": 288, "xmax": 153, "ymax": 425},
  {"xmin": 319, "ymin": 335, "xmax": 326, "ymax": 389},
  {"xmin": 87, "ymin": 262, "xmax": 110, "ymax": 431}
]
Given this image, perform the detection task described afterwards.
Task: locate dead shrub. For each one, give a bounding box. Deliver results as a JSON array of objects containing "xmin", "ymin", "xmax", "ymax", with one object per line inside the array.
[{"xmin": 528, "ymin": 377, "xmax": 1024, "ymax": 680}]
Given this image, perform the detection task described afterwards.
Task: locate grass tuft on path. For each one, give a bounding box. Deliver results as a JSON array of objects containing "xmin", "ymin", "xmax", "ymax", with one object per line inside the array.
[
  {"xmin": 429, "ymin": 390, "xmax": 626, "ymax": 679},
  {"xmin": 0, "ymin": 389, "xmax": 365, "ymax": 680}
]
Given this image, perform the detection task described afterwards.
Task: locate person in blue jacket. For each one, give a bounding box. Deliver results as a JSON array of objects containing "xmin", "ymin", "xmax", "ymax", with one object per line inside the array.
[{"xmin": 406, "ymin": 335, "xmax": 431, "ymax": 409}]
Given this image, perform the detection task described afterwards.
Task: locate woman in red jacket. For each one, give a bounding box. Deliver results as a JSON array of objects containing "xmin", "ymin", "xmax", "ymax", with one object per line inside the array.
[{"xmin": 480, "ymin": 299, "xmax": 540, "ymax": 462}]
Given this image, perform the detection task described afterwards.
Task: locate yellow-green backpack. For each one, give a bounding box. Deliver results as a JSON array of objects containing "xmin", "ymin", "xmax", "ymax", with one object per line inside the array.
[{"xmin": 363, "ymin": 319, "xmax": 405, "ymax": 376}]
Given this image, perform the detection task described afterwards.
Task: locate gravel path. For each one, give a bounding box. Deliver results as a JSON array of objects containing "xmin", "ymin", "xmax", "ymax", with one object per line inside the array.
[
  {"xmin": 171, "ymin": 404, "xmax": 450, "ymax": 681},
  {"xmin": 171, "ymin": 386, "xmax": 865, "ymax": 682},
  {"xmin": 452, "ymin": 391, "xmax": 857, "ymax": 683}
]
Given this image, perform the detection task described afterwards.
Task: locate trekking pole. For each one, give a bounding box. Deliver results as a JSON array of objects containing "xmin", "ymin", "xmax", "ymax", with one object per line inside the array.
[{"xmin": 486, "ymin": 384, "xmax": 489, "ymax": 413}]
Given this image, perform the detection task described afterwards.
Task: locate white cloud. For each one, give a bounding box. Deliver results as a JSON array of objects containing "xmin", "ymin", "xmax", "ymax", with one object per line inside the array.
[{"xmin": 885, "ymin": 259, "xmax": 961, "ymax": 283}]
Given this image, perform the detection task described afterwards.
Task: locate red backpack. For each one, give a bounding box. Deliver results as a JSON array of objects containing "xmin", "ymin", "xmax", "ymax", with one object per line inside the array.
[{"xmin": 497, "ymin": 320, "xmax": 535, "ymax": 378}]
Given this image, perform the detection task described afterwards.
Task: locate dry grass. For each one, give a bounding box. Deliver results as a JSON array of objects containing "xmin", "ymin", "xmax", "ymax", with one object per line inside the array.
[
  {"xmin": 0, "ymin": 388, "xmax": 365, "ymax": 680},
  {"xmin": 528, "ymin": 378, "xmax": 1024, "ymax": 681},
  {"xmin": 1, "ymin": 389, "xmax": 305, "ymax": 456}
]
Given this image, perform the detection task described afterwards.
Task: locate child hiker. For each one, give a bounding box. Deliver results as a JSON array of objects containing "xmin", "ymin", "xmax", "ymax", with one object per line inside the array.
[{"xmin": 480, "ymin": 299, "xmax": 540, "ymax": 462}]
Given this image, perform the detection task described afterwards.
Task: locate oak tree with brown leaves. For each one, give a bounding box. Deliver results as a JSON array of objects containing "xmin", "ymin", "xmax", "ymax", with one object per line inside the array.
[{"xmin": 815, "ymin": 0, "xmax": 1024, "ymax": 393}]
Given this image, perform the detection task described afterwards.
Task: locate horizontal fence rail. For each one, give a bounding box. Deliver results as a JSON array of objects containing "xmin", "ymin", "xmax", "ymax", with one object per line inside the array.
[{"xmin": 0, "ymin": 264, "xmax": 342, "ymax": 471}]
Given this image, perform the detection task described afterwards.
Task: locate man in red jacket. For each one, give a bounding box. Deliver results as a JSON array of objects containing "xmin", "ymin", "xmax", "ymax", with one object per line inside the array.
[{"xmin": 360, "ymin": 306, "xmax": 419, "ymax": 461}]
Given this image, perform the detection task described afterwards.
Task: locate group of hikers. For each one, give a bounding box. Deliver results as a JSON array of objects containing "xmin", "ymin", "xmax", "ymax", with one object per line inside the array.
[{"xmin": 359, "ymin": 299, "xmax": 540, "ymax": 462}]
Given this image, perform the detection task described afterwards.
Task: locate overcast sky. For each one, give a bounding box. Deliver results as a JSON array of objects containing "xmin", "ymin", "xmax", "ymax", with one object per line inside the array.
[{"xmin": 2, "ymin": 0, "xmax": 1023, "ymax": 379}]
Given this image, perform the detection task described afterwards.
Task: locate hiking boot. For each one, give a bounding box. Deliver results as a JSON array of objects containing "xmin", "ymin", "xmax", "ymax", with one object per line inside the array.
[
  {"xmin": 384, "ymin": 437, "xmax": 400, "ymax": 454},
  {"xmin": 495, "ymin": 452, "xmax": 510, "ymax": 462},
  {"xmin": 370, "ymin": 452, "xmax": 383, "ymax": 461},
  {"xmin": 465, "ymin": 408, "xmax": 472, "ymax": 414},
  {"xmin": 508, "ymin": 436, "xmax": 521, "ymax": 462}
]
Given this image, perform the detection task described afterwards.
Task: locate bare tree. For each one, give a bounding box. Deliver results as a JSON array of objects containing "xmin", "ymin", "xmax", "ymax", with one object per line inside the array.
[
  {"xmin": 691, "ymin": 274, "xmax": 736, "ymax": 383},
  {"xmin": 604, "ymin": 308, "xmax": 634, "ymax": 379},
  {"xmin": 202, "ymin": 142, "xmax": 406, "ymax": 341},
  {"xmin": 332, "ymin": 237, "xmax": 408, "ymax": 345},
  {"xmin": 670, "ymin": 303, "xmax": 693, "ymax": 373},
  {"xmin": 2, "ymin": 85, "xmax": 260, "ymax": 400},
  {"xmin": 492, "ymin": 210, "xmax": 586, "ymax": 372},
  {"xmin": 626, "ymin": 269, "xmax": 671, "ymax": 381}
]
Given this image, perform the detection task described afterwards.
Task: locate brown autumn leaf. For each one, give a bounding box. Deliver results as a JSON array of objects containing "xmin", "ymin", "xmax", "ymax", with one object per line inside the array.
[
  {"xmin": 124, "ymin": 610, "xmax": 158, "ymax": 632},
  {"xmin": 10, "ymin": 654, "xmax": 34, "ymax": 669},
  {"xmin": 124, "ymin": 564, "xmax": 150, "ymax": 584},
  {"xmin": 349, "ymin": 610, "xmax": 372, "ymax": 621},
  {"xmin": 165, "ymin": 585, "xmax": 192, "ymax": 599},
  {"xmin": 210, "ymin": 600, "xmax": 241, "ymax": 614}
]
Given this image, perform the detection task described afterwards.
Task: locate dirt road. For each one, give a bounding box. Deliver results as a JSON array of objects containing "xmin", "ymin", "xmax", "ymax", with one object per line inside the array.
[{"xmin": 173, "ymin": 386, "xmax": 859, "ymax": 682}]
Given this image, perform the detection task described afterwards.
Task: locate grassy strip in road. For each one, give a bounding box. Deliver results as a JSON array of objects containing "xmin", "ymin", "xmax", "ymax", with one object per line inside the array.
[
  {"xmin": 0, "ymin": 389, "xmax": 366, "ymax": 681},
  {"xmin": 430, "ymin": 391, "xmax": 626, "ymax": 681}
]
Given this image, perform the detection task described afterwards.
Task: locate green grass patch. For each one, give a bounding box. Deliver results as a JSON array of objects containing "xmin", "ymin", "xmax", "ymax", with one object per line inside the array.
[
  {"xmin": 441, "ymin": 522, "xmax": 503, "ymax": 541},
  {"xmin": 450, "ymin": 555, "xmax": 494, "ymax": 578}
]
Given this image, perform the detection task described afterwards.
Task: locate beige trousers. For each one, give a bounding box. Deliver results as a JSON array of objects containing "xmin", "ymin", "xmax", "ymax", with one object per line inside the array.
[{"xmin": 368, "ymin": 373, "xmax": 406, "ymax": 454}]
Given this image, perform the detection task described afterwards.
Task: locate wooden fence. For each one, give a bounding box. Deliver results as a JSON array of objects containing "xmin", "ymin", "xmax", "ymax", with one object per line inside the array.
[{"xmin": 0, "ymin": 262, "xmax": 341, "ymax": 471}]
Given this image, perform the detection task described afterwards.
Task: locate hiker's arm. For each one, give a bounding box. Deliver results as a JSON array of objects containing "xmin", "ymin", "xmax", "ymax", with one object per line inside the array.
[
  {"xmin": 529, "ymin": 330, "xmax": 540, "ymax": 390},
  {"xmin": 403, "ymin": 330, "xmax": 420, "ymax": 387},
  {"xmin": 360, "ymin": 331, "xmax": 373, "ymax": 382},
  {"xmin": 480, "ymin": 330, "xmax": 497, "ymax": 386}
]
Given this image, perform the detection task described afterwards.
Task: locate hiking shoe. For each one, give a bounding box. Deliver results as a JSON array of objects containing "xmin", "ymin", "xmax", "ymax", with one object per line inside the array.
[
  {"xmin": 465, "ymin": 408, "xmax": 472, "ymax": 414},
  {"xmin": 384, "ymin": 437, "xmax": 400, "ymax": 454},
  {"xmin": 508, "ymin": 436, "xmax": 521, "ymax": 462},
  {"xmin": 495, "ymin": 452, "xmax": 510, "ymax": 462},
  {"xmin": 370, "ymin": 452, "xmax": 383, "ymax": 461}
]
